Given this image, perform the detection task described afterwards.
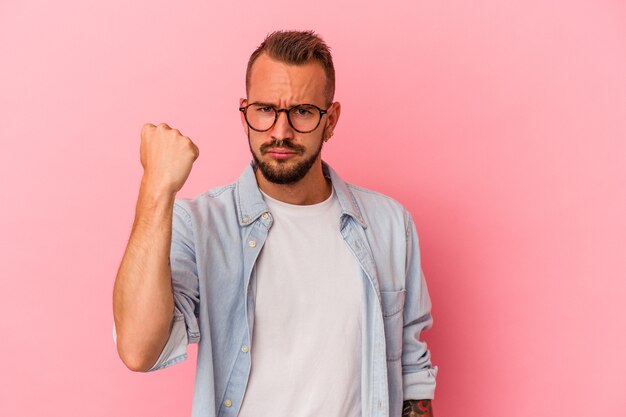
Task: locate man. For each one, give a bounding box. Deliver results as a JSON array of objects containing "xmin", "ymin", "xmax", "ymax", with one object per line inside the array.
[{"xmin": 113, "ymin": 30, "xmax": 437, "ymax": 417}]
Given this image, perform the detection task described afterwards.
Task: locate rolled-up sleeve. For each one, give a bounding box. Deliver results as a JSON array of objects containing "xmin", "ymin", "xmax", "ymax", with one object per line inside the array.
[
  {"xmin": 148, "ymin": 202, "xmax": 202, "ymax": 371},
  {"xmin": 402, "ymin": 213, "xmax": 438, "ymax": 399}
]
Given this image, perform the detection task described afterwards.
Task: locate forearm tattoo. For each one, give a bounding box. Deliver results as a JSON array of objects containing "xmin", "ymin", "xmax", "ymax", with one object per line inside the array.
[{"xmin": 402, "ymin": 399, "xmax": 433, "ymax": 417}]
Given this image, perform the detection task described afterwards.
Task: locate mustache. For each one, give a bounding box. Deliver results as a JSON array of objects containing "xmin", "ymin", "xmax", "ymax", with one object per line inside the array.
[{"xmin": 260, "ymin": 139, "xmax": 306, "ymax": 155}]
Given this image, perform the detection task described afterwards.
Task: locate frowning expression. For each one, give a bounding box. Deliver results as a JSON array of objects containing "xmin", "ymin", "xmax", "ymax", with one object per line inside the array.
[{"xmin": 241, "ymin": 53, "xmax": 336, "ymax": 184}]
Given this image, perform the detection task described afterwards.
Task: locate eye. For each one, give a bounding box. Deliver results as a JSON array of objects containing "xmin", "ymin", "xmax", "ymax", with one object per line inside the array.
[
  {"xmin": 257, "ymin": 106, "xmax": 273, "ymax": 113},
  {"xmin": 292, "ymin": 106, "xmax": 315, "ymax": 117}
]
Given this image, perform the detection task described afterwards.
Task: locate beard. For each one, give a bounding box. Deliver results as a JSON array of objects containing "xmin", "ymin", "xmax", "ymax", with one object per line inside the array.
[{"xmin": 248, "ymin": 128, "xmax": 325, "ymax": 185}]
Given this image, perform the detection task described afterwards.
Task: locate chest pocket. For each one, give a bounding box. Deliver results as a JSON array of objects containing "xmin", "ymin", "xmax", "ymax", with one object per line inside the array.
[{"xmin": 380, "ymin": 289, "xmax": 406, "ymax": 361}]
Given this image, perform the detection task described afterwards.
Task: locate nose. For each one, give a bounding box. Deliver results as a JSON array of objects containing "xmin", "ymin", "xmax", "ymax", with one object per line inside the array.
[{"xmin": 270, "ymin": 109, "xmax": 294, "ymax": 141}]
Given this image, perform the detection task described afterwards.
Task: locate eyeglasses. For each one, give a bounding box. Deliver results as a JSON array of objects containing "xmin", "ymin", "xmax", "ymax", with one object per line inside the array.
[{"xmin": 239, "ymin": 102, "xmax": 329, "ymax": 133}]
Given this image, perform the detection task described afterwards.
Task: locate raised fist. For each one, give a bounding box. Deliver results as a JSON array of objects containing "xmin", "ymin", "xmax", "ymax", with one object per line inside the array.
[{"xmin": 139, "ymin": 123, "xmax": 199, "ymax": 195}]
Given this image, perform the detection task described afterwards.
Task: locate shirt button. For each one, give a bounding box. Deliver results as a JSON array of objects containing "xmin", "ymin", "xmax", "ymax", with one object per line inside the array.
[
  {"xmin": 261, "ymin": 212, "xmax": 269, "ymax": 220},
  {"xmin": 241, "ymin": 345, "xmax": 249, "ymax": 353},
  {"xmin": 242, "ymin": 216, "xmax": 249, "ymax": 223},
  {"xmin": 224, "ymin": 399, "xmax": 232, "ymax": 408},
  {"xmin": 248, "ymin": 240, "xmax": 257, "ymax": 248}
]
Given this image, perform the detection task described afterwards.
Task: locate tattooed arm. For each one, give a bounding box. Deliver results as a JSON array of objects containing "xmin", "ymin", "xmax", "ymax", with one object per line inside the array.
[{"xmin": 402, "ymin": 400, "xmax": 433, "ymax": 417}]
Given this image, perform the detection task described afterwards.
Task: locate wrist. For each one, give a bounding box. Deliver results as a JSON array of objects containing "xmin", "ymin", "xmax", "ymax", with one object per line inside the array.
[
  {"xmin": 136, "ymin": 177, "xmax": 177, "ymax": 215},
  {"xmin": 139, "ymin": 175, "xmax": 177, "ymax": 201}
]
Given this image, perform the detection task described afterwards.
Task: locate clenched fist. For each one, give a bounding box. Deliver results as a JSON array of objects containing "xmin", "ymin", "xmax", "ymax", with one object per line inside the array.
[{"xmin": 140, "ymin": 123, "xmax": 199, "ymax": 195}]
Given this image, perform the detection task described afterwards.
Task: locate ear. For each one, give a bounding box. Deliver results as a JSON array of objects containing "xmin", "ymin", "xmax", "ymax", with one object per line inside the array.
[
  {"xmin": 324, "ymin": 101, "xmax": 341, "ymax": 141},
  {"xmin": 239, "ymin": 98, "xmax": 249, "ymax": 136}
]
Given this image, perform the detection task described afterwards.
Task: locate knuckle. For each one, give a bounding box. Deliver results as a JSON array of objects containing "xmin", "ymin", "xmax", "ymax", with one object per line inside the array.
[
  {"xmin": 141, "ymin": 123, "xmax": 155, "ymax": 134},
  {"xmin": 187, "ymin": 140, "xmax": 199, "ymax": 158}
]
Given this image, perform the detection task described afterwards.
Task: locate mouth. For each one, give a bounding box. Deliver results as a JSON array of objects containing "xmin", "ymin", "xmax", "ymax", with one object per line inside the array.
[
  {"xmin": 264, "ymin": 147, "xmax": 299, "ymax": 159},
  {"xmin": 260, "ymin": 141, "xmax": 305, "ymax": 160}
]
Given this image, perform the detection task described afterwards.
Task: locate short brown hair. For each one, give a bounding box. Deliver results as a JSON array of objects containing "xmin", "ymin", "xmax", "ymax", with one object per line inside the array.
[{"xmin": 246, "ymin": 30, "xmax": 335, "ymax": 106}]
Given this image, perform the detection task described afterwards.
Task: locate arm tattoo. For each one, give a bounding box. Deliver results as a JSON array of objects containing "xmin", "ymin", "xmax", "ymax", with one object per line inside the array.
[{"xmin": 402, "ymin": 399, "xmax": 433, "ymax": 417}]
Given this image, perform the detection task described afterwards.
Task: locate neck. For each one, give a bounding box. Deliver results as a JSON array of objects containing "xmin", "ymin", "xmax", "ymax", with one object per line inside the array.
[{"xmin": 255, "ymin": 160, "xmax": 331, "ymax": 205}]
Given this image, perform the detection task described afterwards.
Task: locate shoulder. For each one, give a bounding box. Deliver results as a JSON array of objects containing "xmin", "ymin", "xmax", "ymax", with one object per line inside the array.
[
  {"xmin": 342, "ymin": 181, "xmax": 414, "ymax": 235},
  {"xmin": 326, "ymin": 162, "xmax": 405, "ymax": 215},
  {"xmin": 173, "ymin": 181, "xmax": 238, "ymax": 220},
  {"xmin": 346, "ymin": 182, "xmax": 409, "ymax": 217},
  {"xmin": 347, "ymin": 183, "xmax": 406, "ymax": 210}
]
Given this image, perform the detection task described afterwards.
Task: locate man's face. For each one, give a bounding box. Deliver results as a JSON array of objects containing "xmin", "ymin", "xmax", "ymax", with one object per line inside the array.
[{"xmin": 241, "ymin": 53, "xmax": 337, "ymax": 185}]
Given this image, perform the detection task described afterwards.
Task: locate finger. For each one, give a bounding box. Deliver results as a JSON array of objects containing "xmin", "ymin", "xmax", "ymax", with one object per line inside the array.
[
  {"xmin": 189, "ymin": 140, "xmax": 200, "ymax": 160},
  {"xmin": 141, "ymin": 123, "xmax": 155, "ymax": 135},
  {"xmin": 157, "ymin": 122, "xmax": 171, "ymax": 130}
]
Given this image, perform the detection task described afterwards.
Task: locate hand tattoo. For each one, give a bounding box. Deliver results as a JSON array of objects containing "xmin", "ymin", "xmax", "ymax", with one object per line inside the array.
[{"xmin": 402, "ymin": 399, "xmax": 433, "ymax": 417}]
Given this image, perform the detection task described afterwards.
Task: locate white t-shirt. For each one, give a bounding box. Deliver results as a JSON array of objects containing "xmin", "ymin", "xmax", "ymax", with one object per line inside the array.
[{"xmin": 237, "ymin": 188, "xmax": 363, "ymax": 417}]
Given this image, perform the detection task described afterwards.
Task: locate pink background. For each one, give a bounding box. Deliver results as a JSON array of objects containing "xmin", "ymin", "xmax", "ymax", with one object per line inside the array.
[{"xmin": 1, "ymin": 0, "xmax": 625, "ymax": 416}]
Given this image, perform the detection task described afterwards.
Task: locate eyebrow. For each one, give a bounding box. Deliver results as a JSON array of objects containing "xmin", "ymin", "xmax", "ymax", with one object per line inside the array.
[
  {"xmin": 248, "ymin": 102, "xmax": 316, "ymax": 108},
  {"xmin": 248, "ymin": 101, "xmax": 279, "ymax": 107}
]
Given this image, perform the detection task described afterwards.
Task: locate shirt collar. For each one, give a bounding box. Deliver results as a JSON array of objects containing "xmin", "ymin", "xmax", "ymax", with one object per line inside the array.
[{"xmin": 235, "ymin": 161, "xmax": 367, "ymax": 229}]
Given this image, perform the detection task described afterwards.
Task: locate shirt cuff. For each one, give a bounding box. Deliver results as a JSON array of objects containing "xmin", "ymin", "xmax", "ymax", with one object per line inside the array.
[
  {"xmin": 146, "ymin": 314, "xmax": 189, "ymax": 371},
  {"xmin": 403, "ymin": 366, "xmax": 438, "ymax": 400},
  {"xmin": 112, "ymin": 312, "xmax": 190, "ymax": 372}
]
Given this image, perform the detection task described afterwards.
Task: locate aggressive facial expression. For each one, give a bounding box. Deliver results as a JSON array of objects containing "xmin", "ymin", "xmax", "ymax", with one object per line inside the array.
[{"xmin": 241, "ymin": 53, "xmax": 335, "ymax": 185}]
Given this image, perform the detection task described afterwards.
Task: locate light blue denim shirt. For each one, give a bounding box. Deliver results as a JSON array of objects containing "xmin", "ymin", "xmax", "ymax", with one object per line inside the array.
[{"xmin": 140, "ymin": 161, "xmax": 437, "ymax": 417}]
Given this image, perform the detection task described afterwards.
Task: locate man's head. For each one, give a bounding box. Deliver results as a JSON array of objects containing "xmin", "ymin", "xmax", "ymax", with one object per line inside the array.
[{"xmin": 240, "ymin": 30, "xmax": 340, "ymax": 186}]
